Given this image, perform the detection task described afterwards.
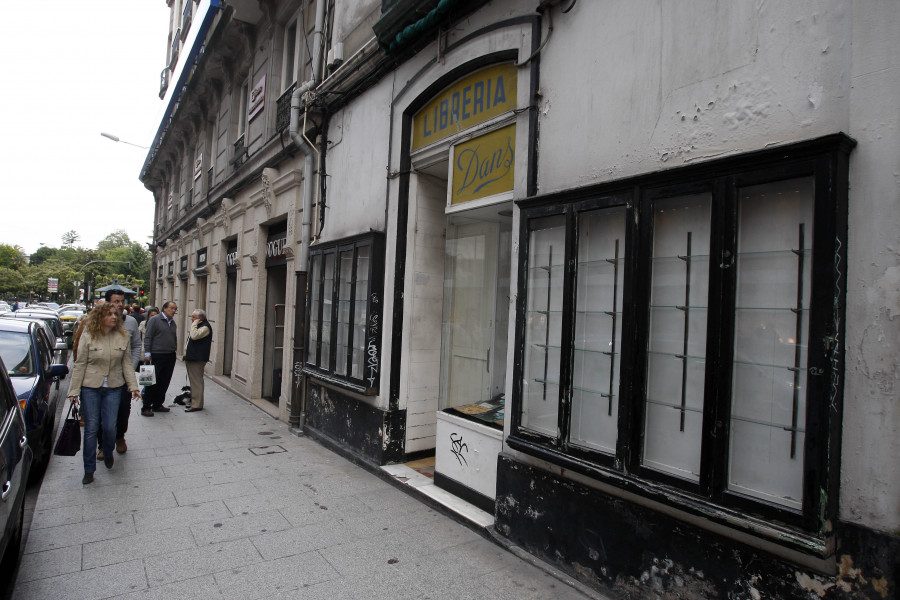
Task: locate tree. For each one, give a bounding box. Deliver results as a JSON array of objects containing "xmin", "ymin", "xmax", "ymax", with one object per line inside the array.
[
  {"xmin": 0, "ymin": 244, "xmax": 26, "ymax": 270},
  {"xmin": 0, "ymin": 266, "xmax": 25, "ymax": 297},
  {"xmin": 29, "ymin": 246, "xmax": 57, "ymax": 267},
  {"xmin": 61, "ymin": 230, "xmax": 80, "ymax": 246},
  {"xmin": 97, "ymin": 230, "xmax": 152, "ymax": 284}
]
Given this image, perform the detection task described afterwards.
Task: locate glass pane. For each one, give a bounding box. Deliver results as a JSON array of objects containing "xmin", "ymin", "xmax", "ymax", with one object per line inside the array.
[
  {"xmin": 440, "ymin": 221, "xmax": 498, "ymax": 409},
  {"xmin": 335, "ymin": 249, "xmax": 354, "ymax": 376},
  {"xmin": 308, "ymin": 254, "xmax": 321, "ymax": 366},
  {"xmin": 570, "ymin": 207, "xmax": 626, "ymax": 454},
  {"xmin": 352, "ymin": 245, "xmax": 371, "ymax": 381},
  {"xmin": 728, "ymin": 177, "xmax": 813, "ymax": 509},
  {"xmin": 520, "ymin": 215, "xmax": 566, "ymax": 437},
  {"xmin": 643, "ymin": 194, "xmax": 711, "ymax": 482},
  {"xmin": 321, "ymin": 252, "xmax": 335, "ymax": 371}
]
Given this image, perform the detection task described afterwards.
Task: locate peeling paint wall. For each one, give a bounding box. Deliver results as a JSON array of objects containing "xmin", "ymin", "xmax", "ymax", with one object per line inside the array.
[
  {"xmin": 535, "ymin": 1, "xmax": 851, "ymax": 190},
  {"xmin": 497, "ymin": 455, "xmax": 898, "ymax": 599},
  {"xmin": 841, "ymin": 0, "xmax": 900, "ymax": 534},
  {"xmin": 304, "ymin": 381, "xmax": 405, "ymax": 465}
]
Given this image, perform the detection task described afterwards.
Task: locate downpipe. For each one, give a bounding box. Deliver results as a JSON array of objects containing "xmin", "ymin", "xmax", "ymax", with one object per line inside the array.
[{"xmin": 287, "ymin": 0, "xmax": 326, "ymax": 431}]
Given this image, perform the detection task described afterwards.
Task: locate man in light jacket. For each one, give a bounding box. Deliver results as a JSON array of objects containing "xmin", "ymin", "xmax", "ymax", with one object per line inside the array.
[
  {"xmin": 183, "ymin": 309, "xmax": 212, "ymax": 412},
  {"xmin": 141, "ymin": 301, "xmax": 178, "ymax": 416}
]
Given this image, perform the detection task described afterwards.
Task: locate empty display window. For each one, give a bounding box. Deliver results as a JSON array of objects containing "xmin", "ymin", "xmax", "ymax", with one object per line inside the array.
[
  {"xmin": 305, "ymin": 233, "xmax": 384, "ymax": 393},
  {"xmin": 511, "ymin": 135, "xmax": 853, "ymax": 535}
]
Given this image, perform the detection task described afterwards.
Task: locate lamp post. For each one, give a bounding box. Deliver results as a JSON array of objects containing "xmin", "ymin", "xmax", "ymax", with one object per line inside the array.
[
  {"xmin": 100, "ymin": 132, "xmax": 149, "ymax": 149},
  {"xmin": 76, "ymin": 260, "xmax": 131, "ymax": 306}
]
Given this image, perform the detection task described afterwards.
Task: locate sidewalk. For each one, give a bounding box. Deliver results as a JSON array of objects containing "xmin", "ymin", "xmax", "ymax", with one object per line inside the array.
[{"xmin": 13, "ymin": 361, "xmax": 600, "ymax": 600}]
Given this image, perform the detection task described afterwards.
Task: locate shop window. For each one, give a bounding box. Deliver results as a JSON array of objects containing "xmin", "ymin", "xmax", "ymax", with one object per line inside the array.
[
  {"xmin": 306, "ymin": 233, "xmax": 384, "ymax": 393},
  {"xmin": 511, "ymin": 136, "xmax": 853, "ymax": 534}
]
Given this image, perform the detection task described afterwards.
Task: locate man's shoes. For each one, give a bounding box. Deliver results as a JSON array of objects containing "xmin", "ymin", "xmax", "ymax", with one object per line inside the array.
[
  {"xmin": 82, "ymin": 472, "xmax": 94, "ymax": 485},
  {"xmin": 185, "ymin": 407, "xmax": 203, "ymax": 412},
  {"xmin": 141, "ymin": 409, "xmax": 154, "ymax": 417},
  {"xmin": 152, "ymin": 405, "xmax": 171, "ymax": 412},
  {"xmin": 104, "ymin": 454, "xmax": 114, "ymax": 469},
  {"xmin": 97, "ymin": 448, "xmax": 104, "ymax": 460},
  {"xmin": 116, "ymin": 438, "xmax": 127, "ymax": 454}
]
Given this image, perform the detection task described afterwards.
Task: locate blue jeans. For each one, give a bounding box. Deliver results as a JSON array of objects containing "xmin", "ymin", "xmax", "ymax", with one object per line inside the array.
[{"xmin": 81, "ymin": 386, "xmax": 122, "ymax": 474}]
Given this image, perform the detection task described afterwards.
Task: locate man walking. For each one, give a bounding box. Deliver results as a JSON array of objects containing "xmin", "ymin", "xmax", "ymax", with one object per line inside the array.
[
  {"xmin": 142, "ymin": 301, "xmax": 178, "ymax": 416},
  {"xmin": 99, "ymin": 290, "xmax": 142, "ymax": 455},
  {"xmin": 183, "ymin": 309, "xmax": 212, "ymax": 412}
]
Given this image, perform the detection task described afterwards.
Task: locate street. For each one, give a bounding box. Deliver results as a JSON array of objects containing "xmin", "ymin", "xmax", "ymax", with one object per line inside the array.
[{"xmin": 9, "ymin": 360, "xmax": 601, "ymax": 600}]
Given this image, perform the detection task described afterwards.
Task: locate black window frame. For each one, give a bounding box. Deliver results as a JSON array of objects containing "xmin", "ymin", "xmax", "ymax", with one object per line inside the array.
[
  {"xmin": 305, "ymin": 232, "xmax": 385, "ymax": 395},
  {"xmin": 509, "ymin": 134, "xmax": 854, "ymax": 549}
]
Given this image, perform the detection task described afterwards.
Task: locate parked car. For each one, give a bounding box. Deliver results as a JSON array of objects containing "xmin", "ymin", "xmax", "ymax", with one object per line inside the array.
[
  {"xmin": 0, "ymin": 301, "xmax": 10, "ymax": 314},
  {"xmin": 1, "ymin": 309, "xmax": 69, "ymax": 364},
  {"xmin": 57, "ymin": 304, "xmax": 85, "ymax": 313},
  {"xmin": 0, "ymin": 319, "xmax": 68, "ymax": 482},
  {"xmin": 0, "ymin": 355, "xmax": 30, "ymax": 583}
]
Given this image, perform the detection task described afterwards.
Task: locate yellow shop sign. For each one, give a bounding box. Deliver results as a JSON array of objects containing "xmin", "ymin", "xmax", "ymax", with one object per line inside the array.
[
  {"xmin": 413, "ymin": 63, "xmax": 517, "ymax": 151},
  {"xmin": 451, "ymin": 124, "xmax": 515, "ymax": 205}
]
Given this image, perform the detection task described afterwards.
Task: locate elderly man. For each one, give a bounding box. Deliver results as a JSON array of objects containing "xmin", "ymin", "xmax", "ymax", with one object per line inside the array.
[
  {"xmin": 141, "ymin": 301, "xmax": 178, "ymax": 416},
  {"xmin": 183, "ymin": 309, "xmax": 213, "ymax": 412}
]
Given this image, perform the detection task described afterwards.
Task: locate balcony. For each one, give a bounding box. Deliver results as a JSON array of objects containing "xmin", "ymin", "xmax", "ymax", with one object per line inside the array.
[
  {"xmin": 231, "ymin": 134, "xmax": 248, "ymax": 170},
  {"xmin": 170, "ymin": 31, "xmax": 181, "ymax": 68},
  {"xmin": 159, "ymin": 68, "xmax": 169, "ymax": 99},
  {"xmin": 181, "ymin": 1, "xmax": 192, "ymax": 35},
  {"xmin": 276, "ymin": 83, "xmax": 296, "ymax": 133}
]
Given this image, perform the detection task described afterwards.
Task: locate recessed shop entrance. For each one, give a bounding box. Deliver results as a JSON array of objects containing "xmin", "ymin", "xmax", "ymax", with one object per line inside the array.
[{"xmin": 405, "ymin": 158, "xmax": 511, "ymax": 512}]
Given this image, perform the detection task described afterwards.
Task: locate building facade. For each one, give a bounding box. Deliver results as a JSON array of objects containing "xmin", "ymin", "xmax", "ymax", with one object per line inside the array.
[{"xmin": 141, "ymin": 1, "xmax": 898, "ymax": 597}]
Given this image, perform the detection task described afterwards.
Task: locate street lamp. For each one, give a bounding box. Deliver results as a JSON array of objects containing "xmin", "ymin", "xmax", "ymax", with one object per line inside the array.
[{"xmin": 100, "ymin": 132, "xmax": 149, "ymax": 149}]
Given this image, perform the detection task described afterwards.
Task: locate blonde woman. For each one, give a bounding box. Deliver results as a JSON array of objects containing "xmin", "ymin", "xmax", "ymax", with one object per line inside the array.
[{"xmin": 67, "ymin": 303, "xmax": 142, "ymax": 484}]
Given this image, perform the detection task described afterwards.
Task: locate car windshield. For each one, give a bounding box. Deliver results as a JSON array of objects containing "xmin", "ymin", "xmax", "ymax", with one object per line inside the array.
[{"xmin": 0, "ymin": 331, "xmax": 35, "ymax": 376}]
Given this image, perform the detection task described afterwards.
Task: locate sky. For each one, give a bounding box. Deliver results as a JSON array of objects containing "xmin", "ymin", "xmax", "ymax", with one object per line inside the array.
[{"xmin": 0, "ymin": 2, "xmax": 171, "ymax": 257}]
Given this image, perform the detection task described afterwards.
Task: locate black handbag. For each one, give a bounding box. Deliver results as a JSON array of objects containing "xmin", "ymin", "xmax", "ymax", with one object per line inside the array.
[{"xmin": 53, "ymin": 401, "xmax": 82, "ymax": 456}]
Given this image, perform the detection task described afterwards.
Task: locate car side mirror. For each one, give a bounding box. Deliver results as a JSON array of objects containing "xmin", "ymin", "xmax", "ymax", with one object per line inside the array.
[
  {"xmin": 55, "ymin": 339, "xmax": 68, "ymax": 351},
  {"xmin": 50, "ymin": 364, "xmax": 69, "ymax": 378}
]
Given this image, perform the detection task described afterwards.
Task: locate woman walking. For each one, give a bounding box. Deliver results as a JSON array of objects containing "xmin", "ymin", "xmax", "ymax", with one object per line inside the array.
[{"xmin": 67, "ymin": 303, "xmax": 142, "ymax": 484}]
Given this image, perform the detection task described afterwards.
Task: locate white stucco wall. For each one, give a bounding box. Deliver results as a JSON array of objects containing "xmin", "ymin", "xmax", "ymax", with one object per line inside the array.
[
  {"xmin": 317, "ymin": 75, "xmax": 394, "ymax": 242},
  {"xmin": 842, "ymin": 0, "xmax": 900, "ymax": 532},
  {"xmin": 535, "ymin": 1, "xmax": 851, "ymax": 190}
]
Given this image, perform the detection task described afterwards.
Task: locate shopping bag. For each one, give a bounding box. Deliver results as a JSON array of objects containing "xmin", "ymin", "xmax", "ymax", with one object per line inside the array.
[
  {"xmin": 53, "ymin": 401, "xmax": 81, "ymax": 456},
  {"xmin": 138, "ymin": 364, "xmax": 157, "ymax": 386}
]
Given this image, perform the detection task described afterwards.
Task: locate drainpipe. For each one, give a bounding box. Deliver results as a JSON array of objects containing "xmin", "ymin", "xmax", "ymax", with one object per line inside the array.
[{"xmin": 287, "ymin": 0, "xmax": 327, "ymax": 431}]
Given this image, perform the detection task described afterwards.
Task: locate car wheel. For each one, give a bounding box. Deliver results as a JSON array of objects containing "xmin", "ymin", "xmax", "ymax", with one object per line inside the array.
[{"xmin": 28, "ymin": 414, "xmax": 55, "ymax": 485}]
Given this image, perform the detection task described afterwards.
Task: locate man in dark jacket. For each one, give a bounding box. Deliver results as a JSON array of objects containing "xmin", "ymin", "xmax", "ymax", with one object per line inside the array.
[
  {"xmin": 141, "ymin": 301, "xmax": 178, "ymax": 416},
  {"xmin": 183, "ymin": 309, "xmax": 212, "ymax": 412}
]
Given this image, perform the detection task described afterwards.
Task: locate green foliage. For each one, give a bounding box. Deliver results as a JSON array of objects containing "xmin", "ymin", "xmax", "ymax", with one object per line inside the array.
[
  {"xmin": 0, "ymin": 231, "xmax": 151, "ymax": 302},
  {"xmin": 28, "ymin": 246, "xmax": 57, "ymax": 267},
  {"xmin": 0, "ymin": 244, "xmax": 27, "ymax": 270},
  {"xmin": 0, "ymin": 266, "xmax": 25, "ymax": 296}
]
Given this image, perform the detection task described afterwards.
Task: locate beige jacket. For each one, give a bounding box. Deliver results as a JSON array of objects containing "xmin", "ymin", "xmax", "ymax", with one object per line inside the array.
[{"xmin": 67, "ymin": 330, "xmax": 140, "ymax": 397}]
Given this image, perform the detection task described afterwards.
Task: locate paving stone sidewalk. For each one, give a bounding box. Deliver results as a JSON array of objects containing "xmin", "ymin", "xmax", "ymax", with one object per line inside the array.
[{"xmin": 13, "ymin": 361, "xmax": 596, "ymax": 599}]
